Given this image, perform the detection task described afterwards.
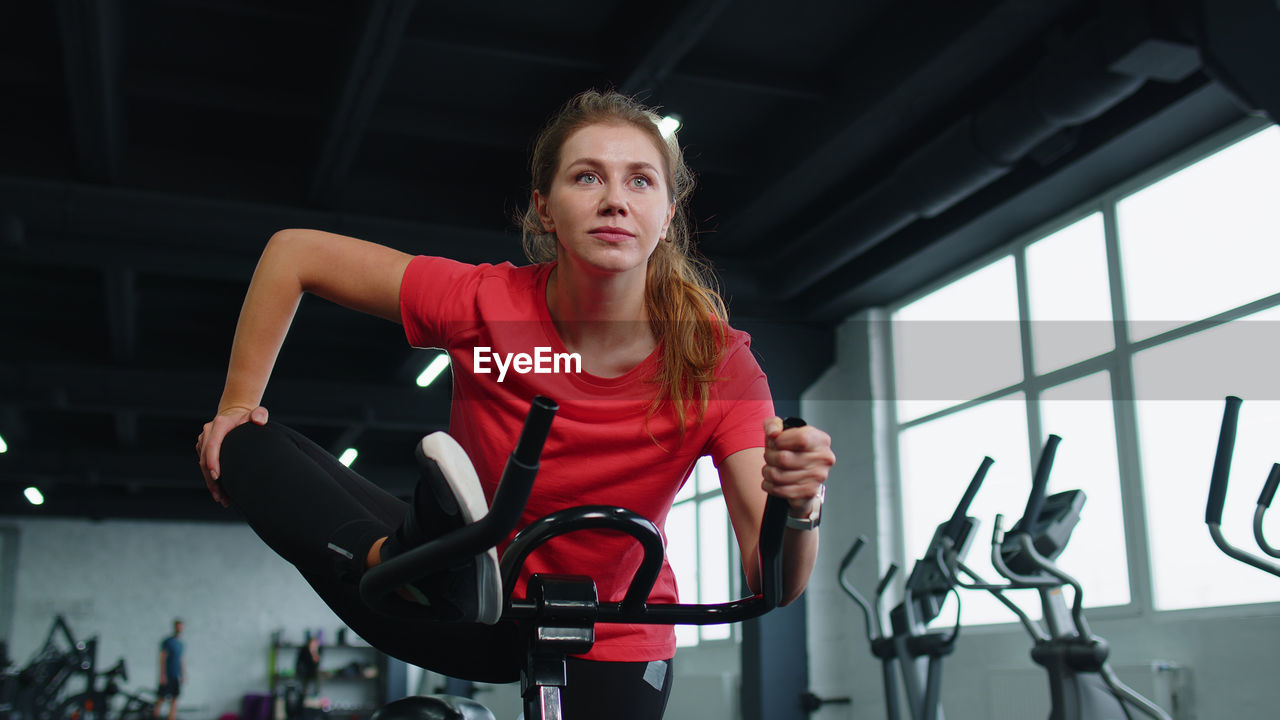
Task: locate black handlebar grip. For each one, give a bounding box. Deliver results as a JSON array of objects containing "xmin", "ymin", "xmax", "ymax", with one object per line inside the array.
[
  {"xmin": 758, "ymin": 417, "xmax": 808, "ymax": 605},
  {"xmin": 875, "ymin": 564, "xmax": 899, "ymax": 598},
  {"xmin": 1259, "ymin": 464, "xmax": 1280, "ymax": 509},
  {"xmin": 1014, "ymin": 435, "xmax": 1061, "ymax": 534},
  {"xmin": 513, "ymin": 395, "xmax": 559, "ymax": 466},
  {"xmin": 943, "ymin": 456, "xmax": 994, "ymax": 541},
  {"xmin": 840, "ymin": 537, "xmax": 867, "ymax": 576},
  {"xmin": 1206, "ymin": 396, "xmax": 1243, "ymax": 524}
]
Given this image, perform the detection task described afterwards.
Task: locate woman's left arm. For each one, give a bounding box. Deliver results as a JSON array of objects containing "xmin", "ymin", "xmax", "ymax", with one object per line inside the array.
[{"xmin": 720, "ymin": 418, "xmax": 835, "ymax": 605}]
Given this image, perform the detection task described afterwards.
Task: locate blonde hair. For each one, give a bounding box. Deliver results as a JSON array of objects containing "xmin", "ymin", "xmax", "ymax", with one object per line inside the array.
[{"xmin": 519, "ymin": 90, "xmax": 728, "ymax": 439}]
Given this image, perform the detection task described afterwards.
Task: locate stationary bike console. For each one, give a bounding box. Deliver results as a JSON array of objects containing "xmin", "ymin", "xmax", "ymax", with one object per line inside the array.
[{"xmin": 359, "ymin": 396, "xmax": 796, "ymax": 720}]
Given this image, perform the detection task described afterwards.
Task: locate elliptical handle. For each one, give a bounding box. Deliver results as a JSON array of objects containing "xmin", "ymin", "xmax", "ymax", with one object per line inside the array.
[
  {"xmin": 1259, "ymin": 464, "xmax": 1280, "ymax": 509},
  {"xmin": 943, "ymin": 456, "xmax": 994, "ymax": 541},
  {"xmin": 1206, "ymin": 396, "xmax": 1243, "ymax": 525},
  {"xmin": 1013, "ymin": 435, "xmax": 1061, "ymax": 534}
]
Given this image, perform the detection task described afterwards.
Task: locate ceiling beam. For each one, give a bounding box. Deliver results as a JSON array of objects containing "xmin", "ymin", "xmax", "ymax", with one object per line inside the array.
[
  {"xmin": 618, "ymin": 0, "xmax": 733, "ymax": 96},
  {"xmin": 0, "ymin": 363, "xmax": 451, "ymax": 433},
  {"xmin": 0, "ymin": 174, "xmax": 524, "ymax": 275},
  {"xmin": 310, "ymin": 0, "xmax": 419, "ymax": 207},
  {"xmin": 717, "ymin": 0, "xmax": 1072, "ymax": 254},
  {"xmin": 55, "ymin": 0, "xmax": 123, "ymax": 184},
  {"xmin": 103, "ymin": 265, "xmax": 136, "ymax": 363}
]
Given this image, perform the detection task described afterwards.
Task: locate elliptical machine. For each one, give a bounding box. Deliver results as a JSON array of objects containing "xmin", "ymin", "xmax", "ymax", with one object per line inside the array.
[
  {"xmin": 945, "ymin": 435, "xmax": 1170, "ymax": 720},
  {"xmin": 1204, "ymin": 395, "xmax": 1280, "ymax": 578},
  {"xmin": 838, "ymin": 455, "xmax": 994, "ymax": 720},
  {"xmin": 359, "ymin": 396, "xmax": 798, "ymax": 720}
]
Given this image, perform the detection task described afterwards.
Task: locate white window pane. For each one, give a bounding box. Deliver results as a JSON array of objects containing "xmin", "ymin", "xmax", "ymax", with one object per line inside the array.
[
  {"xmin": 1026, "ymin": 213, "xmax": 1115, "ymax": 374},
  {"xmin": 1117, "ymin": 126, "xmax": 1280, "ymax": 341},
  {"xmin": 1134, "ymin": 308, "xmax": 1280, "ymax": 610},
  {"xmin": 675, "ymin": 473, "xmax": 695, "ymax": 502},
  {"xmin": 695, "ymin": 455, "xmax": 718, "ymax": 494},
  {"xmin": 699, "ymin": 500, "xmax": 731, "ymax": 641},
  {"xmin": 1127, "ymin": 305, "xmax": 1280, "ymax": 402},
  {"xmin": 1039, "ymin": 372, "xmax": 1130, "ymax": 608},
  {"xmin": 898, "ymin": 396, "xmax": 1037, "ymax": 625},
  {"xmin": 893, "ymin": 257, "xmax": 1023, "ymax": 422},
  {"xmin": 668, "ymin": 502, "xmax": 700, "ymax": 646}
]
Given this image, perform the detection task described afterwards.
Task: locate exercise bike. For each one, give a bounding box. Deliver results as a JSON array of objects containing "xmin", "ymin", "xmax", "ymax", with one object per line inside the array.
[
  {"xmin": 944, "ymin": 435, "xmax": 1170, "ymax": 720},
  {"xmin": 7, "ymin": 617, "xmax": 100, "ymax": 720},
  {"xmin": 1204, "ymin": 395, "xmax": 1280, "ymax": 578},
  {"xmin": 359, "ymin": 396, "xmax": 797, "ymax": 720},
  {"xmin": 838, "ymin": 455, "xmax": 993, "ymax": 720}
]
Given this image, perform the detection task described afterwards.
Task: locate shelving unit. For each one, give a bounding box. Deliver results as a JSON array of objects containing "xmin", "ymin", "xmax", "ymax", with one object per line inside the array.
[{"xmin": 267, "ymin": 639, "xmax": 386, "ymax": 720}]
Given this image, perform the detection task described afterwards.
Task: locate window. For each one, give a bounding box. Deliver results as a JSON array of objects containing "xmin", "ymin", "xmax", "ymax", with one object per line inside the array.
[
  {"xmin": 668, "ymin": 456, "xmax": 737, "ymax": 646},
  {"xmin": 889, "ymin": 121, "xmax": 1280, "ymax": 621}
]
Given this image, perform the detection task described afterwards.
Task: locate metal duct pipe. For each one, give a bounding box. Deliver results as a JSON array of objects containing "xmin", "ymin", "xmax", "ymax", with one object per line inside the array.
[{"xmin": 776, "ymin": 19, "xmax": 1172, "ymax": 300}]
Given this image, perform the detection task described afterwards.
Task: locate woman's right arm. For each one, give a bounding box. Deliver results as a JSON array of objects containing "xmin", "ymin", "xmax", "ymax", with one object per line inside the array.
[{"xmin": 198, "ymin": 228, "xmax": 413, "ymax": 505}]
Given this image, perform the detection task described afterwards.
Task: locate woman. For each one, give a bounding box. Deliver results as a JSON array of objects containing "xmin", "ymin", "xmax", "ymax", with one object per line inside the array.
[{"xmin": 196, "ymin": 90, "xmax": 834, "ymax": 719}]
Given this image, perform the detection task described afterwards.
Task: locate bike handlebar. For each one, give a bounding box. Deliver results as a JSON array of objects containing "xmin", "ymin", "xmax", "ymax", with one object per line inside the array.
[
  {"xmin": 361, "ymin": 399, "xmax": 798, "ymax": 626},
  {"xmin": 360, "ymin": 396, "xmax": 559, "ymax": 613}
]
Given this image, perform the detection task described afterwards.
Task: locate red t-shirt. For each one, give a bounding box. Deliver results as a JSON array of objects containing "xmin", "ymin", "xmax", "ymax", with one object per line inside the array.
[{"xmin": 399, "ymin": 256, "xmax": 775, "ymax": 661}]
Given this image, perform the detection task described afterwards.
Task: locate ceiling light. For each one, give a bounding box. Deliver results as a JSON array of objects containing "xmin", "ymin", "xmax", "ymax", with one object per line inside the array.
[
  {"xmin": 658, "ymin": 115, "xmax": 681, "ymax": 139},
  {"xmin": 0, "ymin": 433, "xmax": 7, "ymax": 453},
  {"xmin": 338, "ymin": 448, "xmax": 359, "ymax": 467},
  {"xmin": 416, "ymin": 353, "xmax": 451, "ymax": 387},
  {"xmin": 24, "ymin": 486, "xmax": 44, "ymax": 505}
]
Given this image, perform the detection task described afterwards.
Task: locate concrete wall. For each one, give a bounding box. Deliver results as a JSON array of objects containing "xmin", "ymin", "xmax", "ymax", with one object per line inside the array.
[
  {"xmin": 801, "ymin": 311, "xmax": 1280, "ymax": 720},
  {"xmin": 1, "ymin": 518, "xmax": 381, "ymax": 719}
]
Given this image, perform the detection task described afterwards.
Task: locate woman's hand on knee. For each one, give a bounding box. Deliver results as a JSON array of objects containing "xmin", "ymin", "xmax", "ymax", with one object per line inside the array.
[{"xmin": 198, "ymin": 405, "xmax": 269, "ymax": 506}]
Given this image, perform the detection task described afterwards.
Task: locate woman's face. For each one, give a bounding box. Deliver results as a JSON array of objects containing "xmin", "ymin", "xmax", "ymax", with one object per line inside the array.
[{"xmin": 535, "ymin": 122, "xmax": 675, "ymax": 281}]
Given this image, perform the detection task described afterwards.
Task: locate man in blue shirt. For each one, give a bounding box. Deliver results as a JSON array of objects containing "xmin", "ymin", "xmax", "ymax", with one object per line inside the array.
[{"xmin": 154, "ymin": 619, "xmax": 185, "ymax": 720}]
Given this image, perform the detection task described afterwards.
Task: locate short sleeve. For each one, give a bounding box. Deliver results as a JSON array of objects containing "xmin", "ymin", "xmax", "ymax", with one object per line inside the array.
[
  {"xmin": 706, "ymin": 335, "xmax": 775, "ymax": 466},
  {"xmin": 399, "ymin": 255, "xmax": 490, "ymax": 348}
]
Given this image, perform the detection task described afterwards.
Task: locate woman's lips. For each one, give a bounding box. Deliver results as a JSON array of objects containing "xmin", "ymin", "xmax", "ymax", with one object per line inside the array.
[{"xmin": 589, "ymin": 227, "xmax": 635, "ymax": 243}]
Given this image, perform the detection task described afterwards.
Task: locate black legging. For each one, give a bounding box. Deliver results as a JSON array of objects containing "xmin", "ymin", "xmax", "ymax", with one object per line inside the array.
[{"xmin": 218, "ymin": 421, "xmax": 673, "ymax": 718}]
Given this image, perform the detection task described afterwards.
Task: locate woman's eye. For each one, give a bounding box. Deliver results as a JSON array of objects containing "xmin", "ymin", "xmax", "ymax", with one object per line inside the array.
[
  {"xmin": 631, "ymin": 176, "xmax": 652, "ymax": 188},
  {"xmin": 576, "ymin": 173, "xmax": 598, "ymax": 184}
]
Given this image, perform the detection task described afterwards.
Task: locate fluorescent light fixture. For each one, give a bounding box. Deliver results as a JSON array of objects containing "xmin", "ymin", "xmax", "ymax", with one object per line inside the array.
[
  {"xmin": 416, "ymin": 353, "xmax": 451, "ymax": 387},
  {"xmin": 658, "ymin": 115, "xmax": 681, "ymax": 139},
  {"xmin": 338, "ymin": 448, "xmax": 359, "ymax": 467},
  {"xmin": 24, "ymin": 486, "xmax": 44, "ymax": 505},
  {"xmin": 0, "ymin": 433, "xmax": 7, "ymax": 453}
]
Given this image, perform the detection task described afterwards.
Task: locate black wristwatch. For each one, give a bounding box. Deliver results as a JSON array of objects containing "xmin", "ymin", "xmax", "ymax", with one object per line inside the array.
[{"xmin": 785, "ymin": 484, "xmax": 825, "ymax": 530}]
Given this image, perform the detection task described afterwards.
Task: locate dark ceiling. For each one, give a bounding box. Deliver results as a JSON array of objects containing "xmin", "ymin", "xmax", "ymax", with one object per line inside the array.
[{"xmin": 1, "ymin": 0, "xmax": 1276, "ymax": 522}]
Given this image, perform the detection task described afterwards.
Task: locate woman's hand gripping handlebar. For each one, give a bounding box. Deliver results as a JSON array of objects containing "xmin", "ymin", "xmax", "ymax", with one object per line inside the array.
[{"xmin": 359, "ymin": 395, "xmax": 559, "ymax": 615}]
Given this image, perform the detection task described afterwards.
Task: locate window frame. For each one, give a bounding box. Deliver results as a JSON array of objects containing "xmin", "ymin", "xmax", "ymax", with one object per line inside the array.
[
  {"xmin": 881, "ymin": 115, "xmax": 1280, "ymax": 629},
  {"xmin": 671, "ymin": 457, "xmax": 743, "ymax": 648}
]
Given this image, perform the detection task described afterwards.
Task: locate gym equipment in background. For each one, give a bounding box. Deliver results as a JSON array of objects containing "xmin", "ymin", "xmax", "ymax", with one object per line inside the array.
[
  {"xmin": 838, "ymin": 456, "xmax": 992, "ymax": 720},
  {"xmin": 949, "ymin": 435, "xmax": 1171, "ymax": 720},
  {"xmin": 1205, "ymin": 395, "xmax": 1280, "ymax": 578}
]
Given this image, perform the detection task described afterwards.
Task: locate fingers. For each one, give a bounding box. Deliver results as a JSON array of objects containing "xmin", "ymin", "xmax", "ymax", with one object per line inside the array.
[
  {"xmin": 197, "ymin": 406, "xmax": 267, "ymax": 508},
  {"xmin": 761, "ymin": 418, "xmax": 835, "ymax": 509}
]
